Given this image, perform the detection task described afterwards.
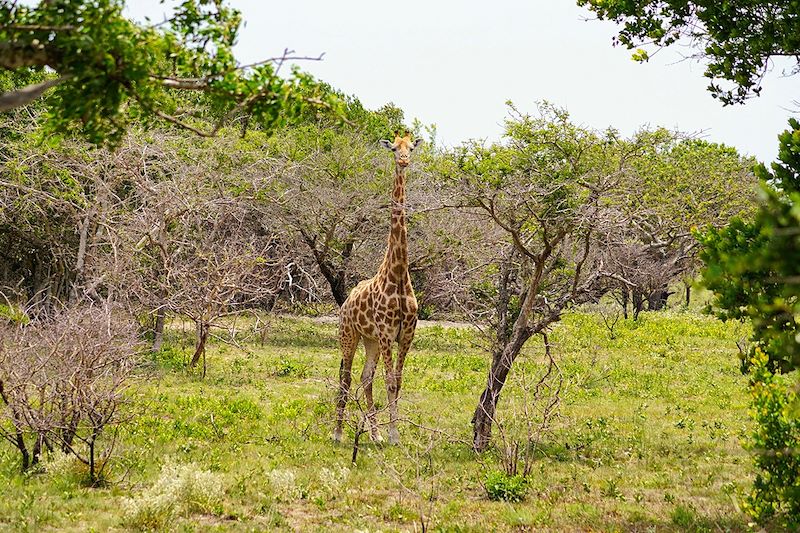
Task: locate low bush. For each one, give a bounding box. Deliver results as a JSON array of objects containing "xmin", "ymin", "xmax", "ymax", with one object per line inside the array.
[{"xmin": 484, "ymin": 471, "xmax": 528, "ymax": 503}]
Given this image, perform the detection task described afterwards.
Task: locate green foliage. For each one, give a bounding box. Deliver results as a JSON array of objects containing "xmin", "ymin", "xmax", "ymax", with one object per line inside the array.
[
  {"xmin": 0, "ymin": 302, "xmax": 28, "ymax": 325},
  {"xmin": 577, "ymin": 0, "xmax": 800, "ymax": 104},
  {"xmin": 700, "ymin": 119, "xmax": 800, "ymax": 372},
  {"xmin": 741, "ymin": 349, "xmax": 800, "ymax": 528},
  {"xmin": 273, "ymin": 357, "xmax": 309, "ymax": 378},
  {"xmin": 0, "ymin": 1, "xmax": 342, "ymax": 144},
  {"xmin": 629, "ymin": 135, "xmax": 757, "ymax": 230},
  {"xmin": 484, "ymin": 471, "xmax": 528, "ymax": 502}
]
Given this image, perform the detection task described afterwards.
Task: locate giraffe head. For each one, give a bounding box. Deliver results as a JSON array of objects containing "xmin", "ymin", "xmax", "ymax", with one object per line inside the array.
[{"xmin": 380, "ymin": 135, "xmax": 423, "ymax": 168}]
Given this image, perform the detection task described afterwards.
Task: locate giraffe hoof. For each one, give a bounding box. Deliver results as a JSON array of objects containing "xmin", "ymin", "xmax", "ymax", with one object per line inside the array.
[{"xmin": 333, "ymin": 428, "xmax": 343, "ymax": 443}]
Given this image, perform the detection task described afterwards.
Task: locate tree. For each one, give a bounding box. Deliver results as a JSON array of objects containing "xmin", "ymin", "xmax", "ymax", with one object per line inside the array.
[
  {"xmin": 263, "ymin": 126, "xmax": 391, "ymax": 306},
  {"xmin": 577, "ymin": 0, "xmax": 800, "ymax": 104},
  {"xmin": 0, "ymin": 119, "xmax": 129, "ymax": 309},
  {"xmin": 579, "ymin": 1, "xmax": 800, "ymax": 526},
  {"xmin": 262, "ymin": 119, "xmax": 452, "ymax": 310},
  {"xmin": 109, "ymin": 130, "xmax": 296, "ymax": 373},
  {"xmin": 0, "ymin": 0, "xmax": 340, "ymax": 143},
  {"xmin": 608, "ymin": 135, "xmax": 758, "ymax": 318},
  {"xmin": 453, "ymin": 103, "xmax": 639, "ymax": 451}
]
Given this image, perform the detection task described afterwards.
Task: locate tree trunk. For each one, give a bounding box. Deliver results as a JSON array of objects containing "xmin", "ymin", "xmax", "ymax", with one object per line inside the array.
[
  {"xmin": 31, "ymin": 434, "xmax": 43, "ymax": 467},
  {"xmin": 152, "ymin": 308, "xmax": 166, "ymax": 352},
  {"xmin": 70, "ymin": 214, "xmax": 91, "ymax": 303},
  {"xmin": 190, "ymin": 321, "xmax": 210, "ymax": 369},
  {"xmin": 472, "ymin": 325, "xmax": 532, "ymax": 451},
  {"xmin": 621, "ymin": 287, "xmax": 629, "ymax": 320},
  {"xmin": 685, "ymin": 284, "xmax": 691, "ymax": 307},
  {"xmin": 299, "ymin": 231, "xmax": 351, "ymax": 306},
  {"xmin": 89, "ymin": 434, "xmax": 96, "ymax": 486},
  {"xmin": 13, "ymin": 428, "xmax": 29, "ymax": 471},
  {"xmin": 647, "ymin": 287, "xmax": 671, "ymax": 311},
  {"xmin": 632, "ymin": 290, "xmax": 645, "ymax": 320},
  {"xmin": 316, "ymin": 259, "xmax": 348, "ymax": 306}
]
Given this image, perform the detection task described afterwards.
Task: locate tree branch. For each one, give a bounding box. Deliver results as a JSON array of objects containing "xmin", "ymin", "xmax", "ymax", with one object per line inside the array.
[{"xmin": 0, "ymin": 76, "xmax": 69, "ymax": 112}]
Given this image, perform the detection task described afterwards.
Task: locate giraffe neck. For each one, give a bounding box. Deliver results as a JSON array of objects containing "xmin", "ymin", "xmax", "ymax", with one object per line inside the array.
[{"xmin": 379, "ymin": 164, "xmax": 409, "ymax": 281}]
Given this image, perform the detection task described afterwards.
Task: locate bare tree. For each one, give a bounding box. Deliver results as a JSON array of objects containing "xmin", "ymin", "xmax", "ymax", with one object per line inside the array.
[
  {"xmin": 0, "ymin": 303, "xmax": 142, "ymax": 484},
  {"xmin": 603, "ymin": 134, "xmax": 759, "ymax": 318},
  {"xmin": 263, "ymin": 127, "xmax": 399, "ymax": 306},
  {"xmin": 112, "ymin": 136, "xmax": 296, "ymax": 373}
]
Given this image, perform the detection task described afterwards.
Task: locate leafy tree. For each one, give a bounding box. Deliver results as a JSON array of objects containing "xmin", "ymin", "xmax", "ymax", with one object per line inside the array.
[
  {"xmin": 581, "ymin": 3, "xmax": 799, "ymax": 522},
  {"xmin": 742, "ymin": 348, "xmax": 800, "ymax": 528},
  {"xmin": 577, "ymin": 0, "xmax": 800, "ymax": 104},
  {"xmin": 612, "ymin": 135, "xmax": 757, "ymax": 316},
  {"xmin": 0, "ymin": 0, "xmax": 340, "ymax": 143}
]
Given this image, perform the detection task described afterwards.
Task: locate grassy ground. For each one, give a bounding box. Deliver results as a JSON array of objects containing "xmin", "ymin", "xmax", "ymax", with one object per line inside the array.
[{"xmin": 0, "ymin": 310, "xmax": 755, "ymax": 532}]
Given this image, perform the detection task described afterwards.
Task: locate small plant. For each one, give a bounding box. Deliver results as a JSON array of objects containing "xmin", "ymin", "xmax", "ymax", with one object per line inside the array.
[
  {"xmin": 671, "ymin": 504, "xmax": 699, "ymax": 529},
  {"xmin": 600, "ymin": 478, "xmax": 625, "ymax": 501},
  {"xmin": 152, "ymin": 345, "xmax": 187, "ymax": 371},
  {"xmin": 0, "ymin": 301, "xmax": 29, "ymax": 325},
  {"xmin": 274, "ymin": 357, "xmax": 309, "ymax": 378},
  {"xmin": 268, "ymin": 469, "xmax": 303, "ymax": 502},
  {"xmin": 484, "ymin": 470, "xmax": 528, "ymax": 502},
  {"xmin": 317, "ymin": 465, "xmax": 350, "ymax": 498}
]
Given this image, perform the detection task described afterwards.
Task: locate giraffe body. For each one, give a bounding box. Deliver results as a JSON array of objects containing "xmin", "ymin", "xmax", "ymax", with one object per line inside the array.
[{"xmin": 334, "ymin": 135, "xmax": 422, "ymax": 445}]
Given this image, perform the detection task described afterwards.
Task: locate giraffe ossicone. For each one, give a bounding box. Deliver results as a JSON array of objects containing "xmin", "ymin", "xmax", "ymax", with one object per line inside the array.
[{"xmin": 334, "ymin": 134, "xmax": 422, "ymax": 445}]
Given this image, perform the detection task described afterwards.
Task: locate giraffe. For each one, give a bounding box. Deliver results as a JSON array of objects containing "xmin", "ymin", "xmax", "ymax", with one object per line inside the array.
[{"xmin": 333, "ymin": 134, "xmax": 423, "ymax": 445}]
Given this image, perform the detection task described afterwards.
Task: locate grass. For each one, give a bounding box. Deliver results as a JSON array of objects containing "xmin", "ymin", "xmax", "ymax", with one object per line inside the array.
[{"xmin": 0, "ymin": 309, "xmax": 755, "ymax": 531}]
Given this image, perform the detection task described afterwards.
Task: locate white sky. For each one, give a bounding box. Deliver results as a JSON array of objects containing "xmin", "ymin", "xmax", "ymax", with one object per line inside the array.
[{"xmin": 127, "ymin": 0, "xmax": 799, "ymax": 163}]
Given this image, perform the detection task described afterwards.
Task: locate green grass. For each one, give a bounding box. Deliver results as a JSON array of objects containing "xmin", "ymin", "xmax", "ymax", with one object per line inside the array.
[{"xmin": 0, "ymin": 311, "xmax": 755, "ymax": 531}]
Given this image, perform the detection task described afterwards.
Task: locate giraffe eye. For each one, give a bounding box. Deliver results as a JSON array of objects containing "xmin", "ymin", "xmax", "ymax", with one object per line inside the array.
[{"xmin": 391, "ymin": 147, "xmax": 397, "ymax": 152}]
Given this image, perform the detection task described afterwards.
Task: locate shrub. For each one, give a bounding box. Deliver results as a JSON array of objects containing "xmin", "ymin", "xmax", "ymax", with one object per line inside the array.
[
  {"xmin": 741, "ymin": 349, "xmax": 800, "ymax": 529},
  {"xmin": 122, "ymin": 462, "xmax": 224, "ymax": 530},
  {"xmin": 0, "ymin": 304, "xmax": 142, "ymax": 483},
  {"xmin": 484, "ymin": 471, "xmax": 528, "ymax": 502},
  {"xmin": 317, "ymin": 466, "xmax": 350, "ymax": 498},
  {"xmin": 274, "ymin": 358, "xmax": 309, "ymax": 378},
  {"xmin": 0, "ymin": 302, "xmax": 28, "ymax": 325}
]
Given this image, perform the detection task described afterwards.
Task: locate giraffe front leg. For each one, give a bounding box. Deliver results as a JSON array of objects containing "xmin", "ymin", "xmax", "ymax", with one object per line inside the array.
[
  {"xmin": 361, "ymin": 338, "xmax": 382, "ymax": 442},
  {"xmin": 394, "ymin": 318, "xmax": 417, "ymax": 399},
  {"xmin": 380, "ymin": 338, "xmax": 401, "ymax": 445},
  {"xmin": 389, "ymin": 319, "xmax": 417, "ymax": 445}
]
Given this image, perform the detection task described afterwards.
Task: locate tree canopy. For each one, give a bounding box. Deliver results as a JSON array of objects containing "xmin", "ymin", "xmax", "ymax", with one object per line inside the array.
[
  {"xmin": 577, "ymin": 0, "xmax": 800, "ymax": 104},
  {"xmin": 0, "ymin": 0, "xmax": 341, "ymax": 143}
]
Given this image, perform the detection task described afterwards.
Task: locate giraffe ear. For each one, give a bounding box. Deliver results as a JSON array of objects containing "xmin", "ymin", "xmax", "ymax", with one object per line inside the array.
[
  {"xmin": 412, "ymin": 138, "xmax": 424, "ymax": 149},
  {"xmin": 380, "ymin": 139, "xmax": 394, "ymax": 150}
]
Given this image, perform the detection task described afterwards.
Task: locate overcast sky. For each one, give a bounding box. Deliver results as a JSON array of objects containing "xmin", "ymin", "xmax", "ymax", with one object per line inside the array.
[{"xmin": 128, "ymin": 1, "xmax": 798, "ymax": 163}]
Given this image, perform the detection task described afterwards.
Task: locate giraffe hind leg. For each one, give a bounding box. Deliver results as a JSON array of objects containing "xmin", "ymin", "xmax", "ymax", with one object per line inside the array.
[{"xmin": 334, "ymin": 325, "xmax": 360, "ymax": 442}]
